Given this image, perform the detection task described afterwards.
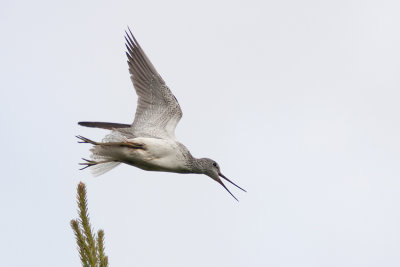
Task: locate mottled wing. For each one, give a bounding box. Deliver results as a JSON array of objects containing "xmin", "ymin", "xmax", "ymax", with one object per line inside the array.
[{"xmin": 125, "ymin": 28, "xmax": 182, "ymax": 140}]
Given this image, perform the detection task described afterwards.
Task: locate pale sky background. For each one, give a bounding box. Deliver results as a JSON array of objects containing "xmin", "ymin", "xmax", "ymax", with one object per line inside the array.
[{"xmin": 1, "ymin": 0, "xmax": 399, "ymax": 266}]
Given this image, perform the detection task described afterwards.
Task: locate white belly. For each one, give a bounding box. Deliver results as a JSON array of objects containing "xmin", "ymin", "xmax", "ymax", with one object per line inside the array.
[{"xmin": 118, "ymin": 137, "xmax": 189, "ymax": 173}]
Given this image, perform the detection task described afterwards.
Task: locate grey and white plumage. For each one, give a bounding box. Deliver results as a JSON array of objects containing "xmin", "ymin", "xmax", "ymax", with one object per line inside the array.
[{"xmin": 78, "ymin": 28, "xmax": 245, "ymax": 200}]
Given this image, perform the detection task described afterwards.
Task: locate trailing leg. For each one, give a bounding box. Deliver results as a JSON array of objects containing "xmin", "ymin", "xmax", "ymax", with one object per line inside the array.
[
  {"xmin": 76, "ymin": 135, "xmax": 144, "ymax": 149},
  {"xmin": 76, "ymin": 135, "xmax": 99, "ymax": 145},
  {"xmin": 79, "ymin": 158, "xmax": 117, "ymax": 170}
]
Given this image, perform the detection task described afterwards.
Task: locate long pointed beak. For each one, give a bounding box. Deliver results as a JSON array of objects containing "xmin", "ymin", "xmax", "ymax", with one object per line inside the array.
[
  {"xmin": 216, "ymin": 173, "xmax": 246, "ymax": 201},
  {"xmin": 219, "ymin": 173, "xmax": 247, "ymax": 192},
  {"xmin": 216, "ymin": 178, "xmax": 239, "ymax": 201}
]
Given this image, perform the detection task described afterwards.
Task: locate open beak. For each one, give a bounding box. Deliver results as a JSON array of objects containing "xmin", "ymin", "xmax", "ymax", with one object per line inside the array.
[{"xmin": 216, "ymin": 173, "xmax": 247, "ymax": 201}]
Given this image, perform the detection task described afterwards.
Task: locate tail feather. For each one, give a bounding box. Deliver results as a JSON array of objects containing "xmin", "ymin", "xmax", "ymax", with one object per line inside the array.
[
  {"xmin": 78, "ymin": 131, "xmax": 130, "ymax": 176},
  {"xmin": 87, "ymin": 131, "xmax": 127, "ymax": 176},
  {"xmin": 102, "ymin": 131, "xmax": 128, "ymax": 143},
  {"xmin": 89, "ymin": 146, "xmax": 121, "ymax": 177},
  {"xmin": 91, "ymin": 161, "xmax": 120, "ymax": 177}
]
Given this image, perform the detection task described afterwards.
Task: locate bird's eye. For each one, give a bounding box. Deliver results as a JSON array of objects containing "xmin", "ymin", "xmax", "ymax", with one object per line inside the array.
[{"xmin": 213, "ymin": 162, "xmax": 217, "ymax": 167}]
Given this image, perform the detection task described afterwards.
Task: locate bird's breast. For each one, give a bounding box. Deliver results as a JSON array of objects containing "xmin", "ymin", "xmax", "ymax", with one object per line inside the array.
[{"xmin": 121, "ymin": 137, "xmax": 189, "ymax": 173}]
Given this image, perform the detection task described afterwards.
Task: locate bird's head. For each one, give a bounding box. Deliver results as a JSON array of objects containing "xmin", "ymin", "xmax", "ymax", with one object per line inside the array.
[{"xmin": 198, "ymin": 158, "xmax": 246, "ymax": 201}]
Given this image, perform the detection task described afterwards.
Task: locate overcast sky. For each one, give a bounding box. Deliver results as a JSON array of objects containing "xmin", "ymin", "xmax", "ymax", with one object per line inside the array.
[{"xmin": 1, "ymin": 0, "xmax": 400, "ymax": 266}]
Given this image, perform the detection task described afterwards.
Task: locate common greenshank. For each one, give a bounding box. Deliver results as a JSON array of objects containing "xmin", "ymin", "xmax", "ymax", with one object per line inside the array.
[{"xmin": 77, "ymin": 28, "xmax": 246, "ymax": 200}]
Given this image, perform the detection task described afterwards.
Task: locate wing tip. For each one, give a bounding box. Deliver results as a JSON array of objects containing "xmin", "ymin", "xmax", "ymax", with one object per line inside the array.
[{"xmin": 78, "ymin": 121, "xmax": 131, "ymax": 129}]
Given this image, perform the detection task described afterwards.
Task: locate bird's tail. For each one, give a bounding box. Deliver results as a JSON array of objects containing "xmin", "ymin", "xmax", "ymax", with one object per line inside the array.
[
  {"xmin": 88, "ymin": 159, "xmax": 120, "ymax": 177},
  {"xmin": 86, "ymin": 131, "xmax": 127, "ymax": 176}
]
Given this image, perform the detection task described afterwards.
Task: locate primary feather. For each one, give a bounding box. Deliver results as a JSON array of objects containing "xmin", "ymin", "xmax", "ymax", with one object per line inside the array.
[{"xmin": 125, "ymin": 28, "xmax": 183, "ymax": 140}]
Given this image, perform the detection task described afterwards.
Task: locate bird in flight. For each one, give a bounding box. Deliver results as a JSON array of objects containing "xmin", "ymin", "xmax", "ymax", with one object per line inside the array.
[{"xmin": 77, "ymin": 28, "xmax": 246, "ymax": 200}]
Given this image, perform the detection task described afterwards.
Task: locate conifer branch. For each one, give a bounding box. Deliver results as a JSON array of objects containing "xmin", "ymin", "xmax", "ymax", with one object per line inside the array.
[
  {"xmin": 97, "ymin": 230, "xmax": 108, "ymax": 267},
  {"xmin": 77, "ymin": 182, "xmax": 97, "ymax": 265},
  {"xmin": 71, "ymin": 219, "xmax": 91, "ymax": 267},
  {"xmin": 71, "ymin": 182, "xmax": 109, "ymax": 267}
]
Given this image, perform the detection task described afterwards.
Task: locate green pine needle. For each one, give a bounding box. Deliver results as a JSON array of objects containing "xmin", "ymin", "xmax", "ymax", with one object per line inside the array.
[
  {"xmin": 97, "ymin": 230, "xmax": 108, "ymax": 267},
  {"xmin": 71, "ymin": 182, "xmax": 109, "ymax": 267},
  {"xmin": 71, "ymin": 219, "xmax": 91, "ymax": 267}
]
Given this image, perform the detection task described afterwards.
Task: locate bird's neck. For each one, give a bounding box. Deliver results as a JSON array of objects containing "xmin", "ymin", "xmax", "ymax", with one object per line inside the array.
[{"xmin": 188, "ymin": 158, "xmax": 207, "ymax": 174}]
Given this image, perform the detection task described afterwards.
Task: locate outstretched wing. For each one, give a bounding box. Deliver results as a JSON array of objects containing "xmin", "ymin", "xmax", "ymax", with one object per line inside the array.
[{"xmin": 125, "ymin": 28, "xmax": 182, "ymax": 140}]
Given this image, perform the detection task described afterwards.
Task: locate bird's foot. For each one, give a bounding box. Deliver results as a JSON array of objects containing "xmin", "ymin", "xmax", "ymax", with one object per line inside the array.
[
  {"xmin": 79, "ymin": 158, "xmax": 98, "ymax": 170},
  {"xmin": 79, "ymin": 158, "xmax": 117, "ymax": 170}
]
